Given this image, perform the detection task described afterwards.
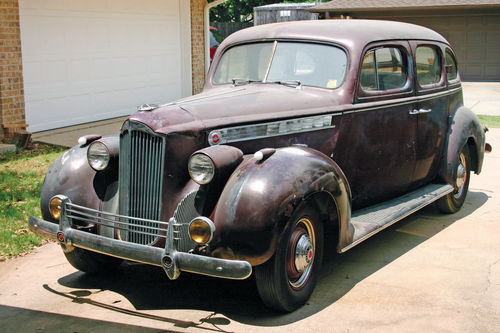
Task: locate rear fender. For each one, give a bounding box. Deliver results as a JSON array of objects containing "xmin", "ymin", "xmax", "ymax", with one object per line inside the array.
[
  {"xmin": 438, "ymin": 106, "xmax": 486, "ymax": 185},
  {"xmin": 211, "ymin": 146, "xmax": 352, "ymax": 266}
]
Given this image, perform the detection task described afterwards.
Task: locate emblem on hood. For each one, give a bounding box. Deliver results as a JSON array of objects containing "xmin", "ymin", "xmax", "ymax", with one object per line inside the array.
[{"xmin": 137, "ymin": 103, "xmax": 159, "ymax": 112}]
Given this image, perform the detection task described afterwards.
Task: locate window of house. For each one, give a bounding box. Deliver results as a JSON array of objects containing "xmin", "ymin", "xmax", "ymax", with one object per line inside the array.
[
  {"xmin": 416, "ymin": 46, "xmax": 442, "ymax": 86},
  {"xmin": 360, "ymin": 47, "xmax": 407, "ymax": 91}
]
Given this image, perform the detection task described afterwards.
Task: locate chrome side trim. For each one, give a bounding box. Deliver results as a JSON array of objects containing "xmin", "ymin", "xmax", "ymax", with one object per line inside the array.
[
  {"xmin": 344, "ymin": 87, "xmax": 462, "ymax": 115},
  {"xmin": 208, "ymin": 113, "xmax": 340, "ymax": 145}
]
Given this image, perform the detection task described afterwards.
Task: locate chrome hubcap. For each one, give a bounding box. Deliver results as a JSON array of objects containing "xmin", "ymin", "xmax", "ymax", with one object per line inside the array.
[
  {"xmin": 454, "ymin": 152, "xmax": 467, "ymax": 199},
  {"xmin": 287, "ymin": 217, "xmax": 315, "ymax": 290},
  {"xmin": 294, "ymin": 234, "xmax": 313, "ymax": 273}
]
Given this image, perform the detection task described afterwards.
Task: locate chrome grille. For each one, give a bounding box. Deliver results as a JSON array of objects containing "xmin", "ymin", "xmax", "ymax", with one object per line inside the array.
[
  {"xmin": 172, "ymin": 191, "xmax": 199, "ymax": 252},
  {"xmin": 119, "ymin": 122, "xmax": 165, "ymax": 245}
]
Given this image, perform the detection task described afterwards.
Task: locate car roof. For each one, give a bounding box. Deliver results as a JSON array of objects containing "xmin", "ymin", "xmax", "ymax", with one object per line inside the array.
[{"xmin": 221, "ymin": 19, "xmax": 449, "ymax": 48}]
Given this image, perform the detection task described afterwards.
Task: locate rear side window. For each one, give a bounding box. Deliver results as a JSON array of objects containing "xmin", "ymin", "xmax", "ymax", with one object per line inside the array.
[
  {"xmin": 445, "ymin": 49, "xmax": 459, "ymax": 82},
  {"xmin": 416, "ymin": 46, "xmax": 442, "ymax": 86},
  {"xmin": 360, "ymin": 47, "xmax": 407, "ymax": 91}
]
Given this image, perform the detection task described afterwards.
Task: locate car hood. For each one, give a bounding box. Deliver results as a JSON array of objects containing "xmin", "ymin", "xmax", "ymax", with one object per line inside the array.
[{"xmin": 129, "ymin": 84, "xmax": 344, "ymax": 135}]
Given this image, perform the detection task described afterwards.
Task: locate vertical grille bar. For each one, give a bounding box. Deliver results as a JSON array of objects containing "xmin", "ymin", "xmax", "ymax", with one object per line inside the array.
[{"xmin": 119, "ymin": 122, "xmax": 165, "ymax": 245}]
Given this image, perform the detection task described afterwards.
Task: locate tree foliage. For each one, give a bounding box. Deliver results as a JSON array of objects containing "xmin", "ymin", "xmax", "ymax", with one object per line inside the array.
[{"xmin": 209, "ymin": 0, "xmax": 324, "ymax": 23}]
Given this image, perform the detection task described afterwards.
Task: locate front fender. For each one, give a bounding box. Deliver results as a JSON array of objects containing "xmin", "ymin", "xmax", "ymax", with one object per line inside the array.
[
  {"xmin": 211, "ymin": 146, "xmax": 352, "ymax": 266},
  {"xmin": 40, "ymin": 136, "xmax": 119, "ymax": 223},
  {"xmin": 438, "ymin": 106, "xmax": 486, "ymax": 185}
]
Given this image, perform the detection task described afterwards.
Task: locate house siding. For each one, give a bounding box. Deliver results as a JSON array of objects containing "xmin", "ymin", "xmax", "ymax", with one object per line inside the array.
[
  {"xmin": 0, "ymin": 0, "xmax": 205, "ymax": 140},
  {"xmin": 0, "ymin": 0, "xmax": 26, "ymax": 139}
]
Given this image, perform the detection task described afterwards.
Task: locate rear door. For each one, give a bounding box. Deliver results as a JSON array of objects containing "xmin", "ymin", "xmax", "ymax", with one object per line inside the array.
[{"xmin": 410, "ymin": 41, "xmax": 449, "ymax": 185}]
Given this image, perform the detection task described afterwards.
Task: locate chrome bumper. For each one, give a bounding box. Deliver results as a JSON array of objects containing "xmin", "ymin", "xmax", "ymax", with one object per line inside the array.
[{"xmin": 28, "ymin": 214, "xmax": 252, "ymax": 280}]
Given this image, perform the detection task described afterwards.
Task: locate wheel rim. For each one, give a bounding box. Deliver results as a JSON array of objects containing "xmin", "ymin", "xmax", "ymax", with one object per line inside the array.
[
  {"xmin": 454, "ymin": 151, "xmax": 467, "ymax": 199},
  {"xmin": 286, "ymin": 217, "xmax": 315, "ymax": 290}
]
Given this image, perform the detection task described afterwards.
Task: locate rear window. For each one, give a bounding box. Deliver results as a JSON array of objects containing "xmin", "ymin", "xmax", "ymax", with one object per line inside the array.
[
  {"xmin": 445, "ymin": 49, "xmax": 459, "ymax": 82},
  {"xmin": 416, "ymin": 46, "xmax": 442, "ymax": 86}
]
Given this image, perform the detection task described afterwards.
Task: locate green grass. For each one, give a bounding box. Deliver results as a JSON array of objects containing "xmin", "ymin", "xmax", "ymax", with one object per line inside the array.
[
  {"xmin": 478, "ymin": 115, "xmax": 500, "ymax": 128},
  {"xmin": 0, "ymin": 144, "xmax": 66, "ymax": 261}
]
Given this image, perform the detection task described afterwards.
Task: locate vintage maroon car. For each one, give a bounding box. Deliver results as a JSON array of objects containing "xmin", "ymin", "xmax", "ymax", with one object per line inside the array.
[{"xmin": 30, "ymin": 20, "xmax": 488, "ymax": 311}]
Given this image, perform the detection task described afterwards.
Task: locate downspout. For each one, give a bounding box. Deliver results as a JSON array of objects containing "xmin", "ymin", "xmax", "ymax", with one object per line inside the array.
[{"xmin": 204, "ymin": 0, "xmax": 230, "ymax": 74}]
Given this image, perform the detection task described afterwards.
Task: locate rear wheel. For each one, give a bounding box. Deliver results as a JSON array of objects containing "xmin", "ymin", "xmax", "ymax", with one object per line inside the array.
[
  {"xmin": 436, "ymin": 145, "xmax": 471, "ymax": 213},
  {"xmin": 255, "ymin": 204, "xmax": 324, "ymax": 312},
  {"xmin": 63, "ymin": 246, "xmax": 123, "ymax": 274}
]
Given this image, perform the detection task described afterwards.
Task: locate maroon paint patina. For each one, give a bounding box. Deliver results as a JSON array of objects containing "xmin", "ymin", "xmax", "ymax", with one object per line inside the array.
[{"xmin": 40, "ymin": 19, "xmax": 486, "ymax": 267}]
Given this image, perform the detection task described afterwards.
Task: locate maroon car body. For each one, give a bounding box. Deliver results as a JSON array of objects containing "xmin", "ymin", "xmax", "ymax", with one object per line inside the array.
[{"xmin": 30, "ymin": 20, "xmax": 487, "ymax": 311}]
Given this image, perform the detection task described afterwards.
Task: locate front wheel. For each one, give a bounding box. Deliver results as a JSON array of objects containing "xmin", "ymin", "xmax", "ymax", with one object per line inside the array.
[
  {"xmin": 63, "ymin": 246, "xmax": 123, "ymax": 274},
  {"xmin": 436, "ymin": 145, "xmax": 471, "ymax": 213},
  {"xmin": 255, "ymin": 204, "xmax": 324, "ymax": 312}
]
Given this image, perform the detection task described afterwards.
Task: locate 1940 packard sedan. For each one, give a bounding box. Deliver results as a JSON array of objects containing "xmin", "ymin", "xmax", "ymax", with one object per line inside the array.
[{"xmin": 29, "ymin": 20, "xmax": 489, "ymax": 311}]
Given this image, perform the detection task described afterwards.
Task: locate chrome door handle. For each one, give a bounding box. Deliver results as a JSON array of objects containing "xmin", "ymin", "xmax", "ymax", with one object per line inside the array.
[{"xmin": 410, "ymin": 108, "xmax": 432, "ymax": 115}]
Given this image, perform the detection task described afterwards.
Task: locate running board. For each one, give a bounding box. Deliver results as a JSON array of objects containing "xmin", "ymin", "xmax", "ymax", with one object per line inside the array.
[{"xmin": 340, "ymin": 183, "xmax": 454, "ymax": 253}]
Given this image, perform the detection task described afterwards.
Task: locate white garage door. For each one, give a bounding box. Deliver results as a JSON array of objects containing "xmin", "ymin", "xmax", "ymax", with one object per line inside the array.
[{"xmin": 19, "ymin": 0, "xmax": 192, "ymax": 132}]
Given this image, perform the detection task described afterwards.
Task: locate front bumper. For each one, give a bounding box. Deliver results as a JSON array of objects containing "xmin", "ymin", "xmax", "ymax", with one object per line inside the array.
[{"xmin": 28, "ymin": 212, "xmax": 252, "ymax": 280}]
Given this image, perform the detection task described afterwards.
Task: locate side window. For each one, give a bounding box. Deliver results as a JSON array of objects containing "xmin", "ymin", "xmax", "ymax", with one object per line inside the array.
[
  {"xmin": 445, "ymin": 49, "xmax": 459, "ymax": 82},
  {"xmin": 360, "ymin": 47, "xmax": 407, "ymax": 91},
  {"xmin": 416, "ymin": 46, "xmax": 442, "ymax": 86}
]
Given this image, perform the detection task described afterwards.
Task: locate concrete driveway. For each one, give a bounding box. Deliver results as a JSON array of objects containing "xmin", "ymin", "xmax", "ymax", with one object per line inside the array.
[{"xmin": 1, "ymin": 132, "xmax": 499, "ymax": 331}]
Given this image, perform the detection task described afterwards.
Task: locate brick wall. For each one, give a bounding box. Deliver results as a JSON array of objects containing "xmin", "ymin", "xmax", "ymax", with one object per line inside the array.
[
  {"xmin": 191, "ymin": 0, "xmax": 206, "ymax": 94},
  {"xmin": 0, "ymin": 0, "xmax": 26, "ymax": 140}
]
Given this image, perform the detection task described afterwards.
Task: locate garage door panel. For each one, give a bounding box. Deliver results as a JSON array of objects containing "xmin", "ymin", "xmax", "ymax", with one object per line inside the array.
[{"xmin": 20, "ymin": 0, "xmax": 189, "ymax": 132}]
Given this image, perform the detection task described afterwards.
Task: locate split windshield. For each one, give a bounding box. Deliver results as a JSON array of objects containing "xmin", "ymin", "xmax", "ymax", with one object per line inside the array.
[{"xmin": 213, "ymin": 41, "xmax": 347, "ymax": 89}]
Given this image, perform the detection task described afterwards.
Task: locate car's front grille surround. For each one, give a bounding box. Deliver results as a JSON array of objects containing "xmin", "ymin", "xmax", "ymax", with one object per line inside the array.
[{"xmin": 119, "ymin": 121, "xmax": 166, "ymax": 245}]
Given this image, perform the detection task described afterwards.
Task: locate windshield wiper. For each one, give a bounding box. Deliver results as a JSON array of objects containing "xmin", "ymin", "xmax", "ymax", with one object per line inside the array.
[
  {"xmin": 231, "ymin": 78, "xmax": 262, "ymax": 86},
  {"xmin": 270, "ymin": 80, "xmax": 301, "ymax": 88}
]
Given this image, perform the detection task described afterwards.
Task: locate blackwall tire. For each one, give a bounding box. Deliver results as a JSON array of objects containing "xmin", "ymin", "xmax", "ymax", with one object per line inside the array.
[
  {"xmin": 255, "ymin": 204, "xmax": 324, "ymax": 312},
  {"xmin": 63, "ymin": 246, "xmax": 123, "ymax": 274},
  {"xmin": 437, "ymin": 145, "xmax": 471, "ymax": 214}
]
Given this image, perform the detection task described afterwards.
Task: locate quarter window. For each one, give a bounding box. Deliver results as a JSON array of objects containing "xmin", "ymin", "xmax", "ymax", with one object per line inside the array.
[
  {"xmin": 416, "ymin": 46, "xmax": 442, "ymax": 86},
  {"xmin": 360, "ymin": 47, "xmax": 407, "ymax": 91},
  {"xmin": 445, "ymin": 49, "xmax": 458, "ymax": 82}
]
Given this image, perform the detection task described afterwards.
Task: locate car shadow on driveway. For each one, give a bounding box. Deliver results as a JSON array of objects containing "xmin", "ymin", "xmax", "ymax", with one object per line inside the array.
[{"xmin": 49, "ymin": 191, "xmax": 488, "ymax": 327}]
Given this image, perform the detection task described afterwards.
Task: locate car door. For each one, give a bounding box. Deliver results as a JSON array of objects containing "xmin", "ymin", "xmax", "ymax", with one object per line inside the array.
[
  {"xmin": 410, "ymin": 41, "xmax": 449, "ymax": 185},
  {"xmin": 335, "ymin": 41, "xmax": 418, "ymax": 209}
]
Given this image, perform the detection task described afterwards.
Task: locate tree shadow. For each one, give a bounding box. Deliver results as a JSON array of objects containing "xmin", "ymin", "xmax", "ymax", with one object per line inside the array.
[{"xmin": 51, "ymin": 191, "xmax": 488, "ymax": 327}]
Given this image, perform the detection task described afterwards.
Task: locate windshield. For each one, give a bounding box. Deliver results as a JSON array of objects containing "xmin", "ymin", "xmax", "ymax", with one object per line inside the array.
[{"xmin": 213, "ymin": 41, "xmax": 347, "ymax": 89}]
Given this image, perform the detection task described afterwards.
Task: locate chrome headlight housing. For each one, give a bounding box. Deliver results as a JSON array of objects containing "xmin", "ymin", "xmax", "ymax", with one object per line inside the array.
[
  {"xmin": 188, "ymin": 153, "xmax": 215, "ymax": 185},
  {"xmin": 87, "ymin": 141, "xmax": 110, "ymax": 171}
]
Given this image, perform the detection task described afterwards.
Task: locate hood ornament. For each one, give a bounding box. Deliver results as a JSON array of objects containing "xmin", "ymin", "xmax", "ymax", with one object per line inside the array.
[{"xmin": 137, "ymin": 103, "xmax": 158, "ymax": 112}]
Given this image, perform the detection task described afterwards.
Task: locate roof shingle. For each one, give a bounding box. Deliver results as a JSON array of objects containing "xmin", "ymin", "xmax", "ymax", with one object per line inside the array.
[{"xmin": 310, "ymin": 0, "xmax": 500, "ymax": 12}]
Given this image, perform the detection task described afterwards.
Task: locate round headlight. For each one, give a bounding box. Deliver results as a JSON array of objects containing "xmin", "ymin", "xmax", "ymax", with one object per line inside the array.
[
  {"xmin": 189, "ymin": 217, "xmax": 216, "ymax": 245},
  {"xmin": 49, "ymin": 195, "xmax": 68, "ymax": 220},
  {"xmin": 188, "ymin": 153, "xmax": 215, "ymax": 185},
  {"xmin": 87, "ymin": 141, "xmax": 110, "ymax": 171}
]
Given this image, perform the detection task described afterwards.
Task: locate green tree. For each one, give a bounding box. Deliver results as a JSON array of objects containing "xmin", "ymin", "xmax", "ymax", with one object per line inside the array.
[{"xmin": 209, "ymin": 0, "xmax": 325, "ymax": 23}]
